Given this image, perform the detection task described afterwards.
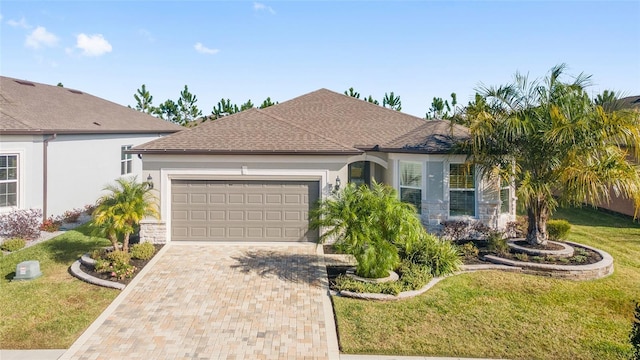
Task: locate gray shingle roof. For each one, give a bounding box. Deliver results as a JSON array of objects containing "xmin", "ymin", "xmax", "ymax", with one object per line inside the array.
[
  {"xmin": 380, "ymin": 120, "xmax": 470, "ymax": 153},
  {"xmin": 133, "ymin": 88, "xmax": 469, "ymax": 155},
  {"xmin": 0, "ymin": 76, "xmax": 182, "ymax": 134}
]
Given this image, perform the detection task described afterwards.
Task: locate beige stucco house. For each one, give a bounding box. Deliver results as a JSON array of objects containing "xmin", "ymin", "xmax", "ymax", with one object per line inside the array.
[{"xmin": 132, "ymin": 89, "xmax": 516, "ymax": 243}]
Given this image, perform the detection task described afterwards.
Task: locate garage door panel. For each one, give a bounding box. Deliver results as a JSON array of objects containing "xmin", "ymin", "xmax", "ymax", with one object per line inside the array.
[{"xmin": 171, "ymin": 180, "xmax": 318, "ymax": 241}]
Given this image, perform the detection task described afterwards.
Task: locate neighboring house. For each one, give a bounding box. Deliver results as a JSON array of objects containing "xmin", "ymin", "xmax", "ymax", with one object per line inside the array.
[
  {"xmin": 132, "ymin": 89, "xmax": 516, "ymax": 243},
  {"xmin": 0, "ymin": 76, "xmax": 182, "ymax": 219},
  {"xmin": 593, "ymin": 95, "xmax": 640, "ymax": 218}
]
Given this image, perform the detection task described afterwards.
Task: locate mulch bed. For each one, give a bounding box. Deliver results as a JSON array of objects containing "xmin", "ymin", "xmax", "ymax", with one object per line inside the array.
[
  {"xmin": 457, "ymin": 240, "xmax": 602, "ymax": 266},
  {"xmin": 512, "ymin": 240, "xmax": 564, "ymax": 250},
  {"xmin": 79, "ymin": 244, "xmax": 164, "ymax": 286}
]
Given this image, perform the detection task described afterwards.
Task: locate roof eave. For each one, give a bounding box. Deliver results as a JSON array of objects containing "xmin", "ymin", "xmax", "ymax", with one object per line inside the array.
[
  {"xmin": 0, "ymin": 129, "xmax": 181, "ymax": 135},
  {"xmin": 128, "ymin": 148, "xmax": 363, "ymax": 156}
]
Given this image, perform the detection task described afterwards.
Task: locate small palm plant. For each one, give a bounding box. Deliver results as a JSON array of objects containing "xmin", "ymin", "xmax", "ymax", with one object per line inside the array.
[
  {"xmin": 91, "ymin": 176, "xmax": 158, "ymax": 252},
  {"xmin": 311, "ymin": 181, "xmax": 425, "ymax": 278}
]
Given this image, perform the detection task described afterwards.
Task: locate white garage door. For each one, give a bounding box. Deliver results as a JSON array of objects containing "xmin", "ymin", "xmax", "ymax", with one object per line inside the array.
[{"xmin": 171, "ymin": 180, "xmax": 319, "ymax": 242}]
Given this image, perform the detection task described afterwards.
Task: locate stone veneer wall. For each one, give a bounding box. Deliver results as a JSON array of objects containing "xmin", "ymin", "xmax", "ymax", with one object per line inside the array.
[
  {"xmin": 139, "ymin": 220, "xmax": 167, "ymax": 244},
  {"xmin": 421, "ymin": 200, "xmax": 509, "ymax": 230}
]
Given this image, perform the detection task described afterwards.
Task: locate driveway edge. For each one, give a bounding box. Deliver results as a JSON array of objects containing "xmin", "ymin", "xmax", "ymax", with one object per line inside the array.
[{"xmin": 59, "ymin": 243, "xmax": 171, "ymax": 360}]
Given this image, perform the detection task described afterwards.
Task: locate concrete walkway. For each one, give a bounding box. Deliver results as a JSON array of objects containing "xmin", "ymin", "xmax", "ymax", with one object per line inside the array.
[{"xmin": 59, "ymin": 242, "xmax": 339, "ymax": 360}]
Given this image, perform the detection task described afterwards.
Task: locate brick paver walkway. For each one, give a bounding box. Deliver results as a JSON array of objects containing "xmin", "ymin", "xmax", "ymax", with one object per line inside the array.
[{"xmin": 60, "ymin": 243, "xmax": 337, "ymax": 360}]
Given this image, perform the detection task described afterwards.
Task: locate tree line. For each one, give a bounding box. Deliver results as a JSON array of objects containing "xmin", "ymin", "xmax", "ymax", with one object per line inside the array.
[{"xmin": 129, "ymin": 85, "xmax": 410, "ymax": 127}]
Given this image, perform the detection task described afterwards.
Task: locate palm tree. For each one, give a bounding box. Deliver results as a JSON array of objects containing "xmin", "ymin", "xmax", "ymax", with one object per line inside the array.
[
  {"xmin": 310, "ymin": 182, "xmax": 424, "ymax": 278},
  {"xmin": 468, "ymin": 64, "xmax": 640, "ymax": 245},
  {"xmin": 91, "ymin": 177, "xmax": 159, "ymax": 252}
]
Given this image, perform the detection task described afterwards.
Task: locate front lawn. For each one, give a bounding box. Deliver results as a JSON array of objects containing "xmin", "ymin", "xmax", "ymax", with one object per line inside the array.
[
  {"xmin": 0, "ymin": 226, "xmax": 119, "ymax": 349},
  {"xmin": 332, "ymin": 207, "xmax": 640, "ymax": 360}
]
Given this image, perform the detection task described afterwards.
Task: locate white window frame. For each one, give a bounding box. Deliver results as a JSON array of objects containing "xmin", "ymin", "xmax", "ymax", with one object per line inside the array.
[
  {"xmin": 399, "ymin": 161, "xmax": 423, "ymax": 214},
  {"xmin": 0, "ymin": 154, "xmax": 19, "ymax": 208},
  {"xmin": 448, "ymin": 163, "xmax": 476, "ymax": 217},
  {"xmin": 500, "ymin": 178, "xmax": 511, "ymax": 214},
  {"xmin": 121, "ymin": 145, "xmax": 133, "ymax": 175}
]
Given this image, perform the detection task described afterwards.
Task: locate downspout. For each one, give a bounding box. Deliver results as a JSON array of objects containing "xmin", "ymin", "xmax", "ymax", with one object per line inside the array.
[{"xmin": 43, "ymin": 133, "xmax": 57, "ymax": 220}]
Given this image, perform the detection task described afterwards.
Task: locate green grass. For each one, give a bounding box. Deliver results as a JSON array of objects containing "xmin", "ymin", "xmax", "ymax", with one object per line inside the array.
[
  {"xmin": 0, "ymin": 225, "xmax": 119, "ymax": 349},
  {"xmin": 332, "ymin": 207, "xmax": 640, "ymax": 360}
]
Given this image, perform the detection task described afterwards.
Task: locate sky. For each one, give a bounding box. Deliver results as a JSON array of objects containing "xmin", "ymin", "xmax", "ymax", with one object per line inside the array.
[{"xmin": 1, "ymin": 1, "xmax": 639, "ymax": 118}]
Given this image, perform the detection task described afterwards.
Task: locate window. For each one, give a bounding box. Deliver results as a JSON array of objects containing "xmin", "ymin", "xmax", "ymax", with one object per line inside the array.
[
  {"xmin": 399, "ymin": 161, "xmax": 422, "ymax": 214},
  {"xmin": 449, "ymin": 164, "xmax": 475, "ymax": 217},
  {"xmin": 121, "ymin": 145, "xmax": 132, "ymax": 175},
  {"xmin": 348, "ymin": 161, "xmax": 370, "ymax": 187},
  {"xmin": 0, "ymin": 155, "xmax": 18, "ymax": 207},
  {"xmin": 500, "ymin": 178, "xmax": 510, "ymax": 213}
]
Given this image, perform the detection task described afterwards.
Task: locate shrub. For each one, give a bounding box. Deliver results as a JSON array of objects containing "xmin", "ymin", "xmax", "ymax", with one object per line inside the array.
[
  {"xmin": 571, "ymin": 255, "xmax": 587, "ymax": 263},
  {"xmin": 631, "ymin": 302, "xmax": 640, "ymax": 360},
  {"xmin": 547, "ymin": 219, "xmax": 571, "ymax": 240},
  {"xmin": 1, "ymin": 238, "xmax": 26, "ymax": 252},
  {"xmin": 531, "ymin": 256, "xmax": 544, "ymax": 262},
  {"xmin": 514, "ymin": 253, "xmax": 529, "ymax": 262},
  {"xmin": 459, "ymin": 242, "xmax": 479, "ymax": 258},
  {"xmin": 441, "ymin": 220, "xmax": 470, "ymax": 241},
  {"xmin": 558, "ymin": 257, "xmax": 570, "ymax": 264},
  {"xmin": 130, "ymin": 242, "xmax": 155, "ymax": 260},
  {"xmin": 311, "ymin": 182, "xmax": 426, "ymax": 278},
  {"xmin": 61, "ymin": 208, "xmax": 84, "ymax": 223},
  {"xmin": 333, "ymin": 262, "xmax": 431, "ymax": 296},
  {"xmin": 488, "ymin": 231, "xmax": 509, "ymax": 256},
  {"xmin": 0, "ymin": 209, "xmax": 42, "ymax": 240},
  {"xmin": 575, "ymin": 247, "xmax": 589, "ymax": 257},
  {"xmin": 442, "ymin": 220, "xmax": 492, "ymax": 241},
  {"xmin": 402, "ymin": 234, "xmax": 461, "ymax": 277},
  {"xmin": 105, "ymin": 250, "xmax": 131, "ymax": 264},
  {"xmin": 40, "ymin": 217, "xmax": 62, "ymax": 232},
  {"xmin": 95, "ymin": 250, "xmax": 136, "ymax": 280}
]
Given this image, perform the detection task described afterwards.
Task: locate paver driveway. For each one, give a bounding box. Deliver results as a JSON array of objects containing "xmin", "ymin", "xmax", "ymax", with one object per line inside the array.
[{"xmin": 60, "ymin": 242, "xmax": 338, "ymax": 360}]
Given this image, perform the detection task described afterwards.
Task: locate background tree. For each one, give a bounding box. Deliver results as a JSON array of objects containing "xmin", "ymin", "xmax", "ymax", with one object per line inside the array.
[
  {"xmin": 56, "ymin": 82, "xmax": 64, "ymax": 87},
  {"xmin": 91, "ymin": 177, "xmax": 158, "ymax": 252},
  {"xmin": 130, "ymin": 84, "xmax": 156, "ymax": 114},
  {"xmin": 240, "ymin": 99, "xmax": 254, "ymax": 111},
  {"xmin": 344, "ymin": 87, "xmax": 361, "ymax": 99},
  {"xmin": 468, "ymin": 64, "xmax": 640, "ymax": 245},
  {"xmin": 211, "ymin": 98, "xmax": 239, "ymax": 119},
  {"xmin": 365, "ymin": 95, "xmax": 379, "ymax": 105},
  {"xmin": 427, "ymin": 93, "xmax": 458, "ymax": 119},
  {"xmin": 383, "ymin": 92, "xmax": 401, "ymax": 111},
  {"xmin": 594, "ymin": 89, "xmax": 619, "ymax": 112},
  {"xmin": 177, "ymin": 85, "xmax": 202, "ymax": 125},
  {"xmin": 156, "ymin": 99, "xmax": 182, "ymax": 125},
  {"xmin": 259, "ymin": 97, "xmax": 277, "ymax": 109}
]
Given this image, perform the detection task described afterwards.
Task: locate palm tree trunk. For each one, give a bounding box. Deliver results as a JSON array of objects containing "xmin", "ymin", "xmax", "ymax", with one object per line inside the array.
[
  {"xmin": 122, "ymin": 233, "xmax": 131, "ymax": 253},
  {"xmin": 526, "ymin": 199, "xmax": 549, "ymax": 246}
]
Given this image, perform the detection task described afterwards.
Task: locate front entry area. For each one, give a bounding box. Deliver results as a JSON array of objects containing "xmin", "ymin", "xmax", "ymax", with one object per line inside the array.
[{"xmin": 171, "ymin": 180, "xmax": 320, "ymax": 242}]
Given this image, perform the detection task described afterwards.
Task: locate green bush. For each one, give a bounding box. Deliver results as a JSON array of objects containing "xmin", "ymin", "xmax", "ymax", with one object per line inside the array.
[
  {"xmin": 547, "ymin": 219, "xmax": 571, "ymax": 240},
  {"xmin": 402, "ymin": 234, "xmax": 461, "ymax": 277},
  {"xmin": 130, "ymin": 242, "xmax": 155, "ymax": 260},
  {"xmin": 631, "ymin": 302, "xmax": 640, "ymax": 360},
  {"xmin": 488, "ymin": 231, "xmax": 510, "ymax": 256},
  {"xmin": 459, "ymin": 242, "xmax": 479, "ymax": 258},
  {"xmin": 311, "ymin": 182, "xmax": 427, "ymax": 278},
  {"xmin": 1, "ymin": 238, "xmax": 26, "ymax": 252},
  {"xmin": 333, "ymin": 262, "xmax": 431, "ymax": 296},
  {"xmin": 105, "ymin": 250, "xmax": 131, "ymax": 265},
  {"xmin": 571, "ymin": 255, "xmax": 587, "ymax": 263},
  {"xmin": 95, "ymin": 250, "xmax": 136, "ymax": 280},
  {"xmin": 514, "ymin": 253, "xmax": 529, "ymax": 262}
]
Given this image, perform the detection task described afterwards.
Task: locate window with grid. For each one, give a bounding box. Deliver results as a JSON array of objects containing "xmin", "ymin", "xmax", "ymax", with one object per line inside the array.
[
  {"xmin": 399, "ymin": 161, "xmax": 422, "ymax": 214},
  {"xmin": 121, "ymin": 145, "xmax": 132, "ymax": 175},
  {"xmin": 449, "ymin": 164, "xmax": 475, "ymax": 217},
  {"xmin": 0, "ymin": 155, "xmax": 18, "ymax": 207},
  {"xmin": 500, "ymin": 178, "xmax": 510, "ymax": 213}
]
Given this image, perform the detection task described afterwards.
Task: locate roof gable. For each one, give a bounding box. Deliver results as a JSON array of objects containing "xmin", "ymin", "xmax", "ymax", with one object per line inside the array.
[{"xmin": 0, "ymin": 76, "xmax": 182, "ymax": 134}]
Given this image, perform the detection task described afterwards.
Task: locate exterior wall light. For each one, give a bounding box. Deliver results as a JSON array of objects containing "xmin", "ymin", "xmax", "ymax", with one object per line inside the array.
[
  {"xmin": 334, "ymin": 176, "xmax": 341, "ymax": 192},
  {"xmin": 146, "ymin": 174, "xmax": 154, "ymax": 189}
]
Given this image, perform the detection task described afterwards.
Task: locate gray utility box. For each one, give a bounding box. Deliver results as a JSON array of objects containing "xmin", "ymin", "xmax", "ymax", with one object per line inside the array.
[{"xmin": 13, "ymin": 260, "xmax": 42, "ymax": 281}]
